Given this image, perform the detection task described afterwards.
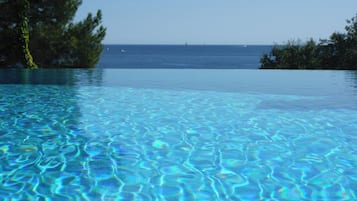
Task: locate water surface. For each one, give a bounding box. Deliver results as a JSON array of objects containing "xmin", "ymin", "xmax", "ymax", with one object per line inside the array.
[{"xmin": 0, "ymin": 69, "xmax": 356, "ymax": 200}]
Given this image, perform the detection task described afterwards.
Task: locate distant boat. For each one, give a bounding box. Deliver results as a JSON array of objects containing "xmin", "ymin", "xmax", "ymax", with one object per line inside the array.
[
  {"xmin": 120, "ymin": 49, "xmax": 126, "ymax": 53},
  {"xmin": 242, "ymin": 45, "xmax": 248, "ymax": 48},
  {"xmin": 106, "ymin": 47, "xmax": 110, "ymax": 51}
]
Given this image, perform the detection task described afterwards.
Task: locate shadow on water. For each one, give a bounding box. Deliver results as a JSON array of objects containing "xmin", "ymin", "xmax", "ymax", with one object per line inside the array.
[
  {"xmin": 0, "ymin": 69, "xmax": 109, "ymax": 199},
  {"xmin": 345, "ymin": 71, "xmax": 357, "ymax": 90},
  {"xmin": 257, "ymin": 71, "xmax": 357, "ymax": 111},
  {"xmin": 257, "ymin": 97, "xmax": 357, "ymax": 111},
  {"xmin": 0, "ymin": 68, "xmax": 104, "ymax": 86}
]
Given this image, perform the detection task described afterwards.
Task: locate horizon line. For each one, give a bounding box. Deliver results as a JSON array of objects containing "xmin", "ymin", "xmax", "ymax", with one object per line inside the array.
[{"xmin": 103, "ymin": 43, "xmax": 275, "ymax": 46}]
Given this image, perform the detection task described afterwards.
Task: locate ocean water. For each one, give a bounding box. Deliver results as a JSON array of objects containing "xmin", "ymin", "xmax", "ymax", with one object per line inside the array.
[
  {"xmin": 97, "ymin": 45, "xmax": 272, "ymax": 69},
  {"xmin": 0, "ymin": 69, "xmax": 357, "ymax": 200}
]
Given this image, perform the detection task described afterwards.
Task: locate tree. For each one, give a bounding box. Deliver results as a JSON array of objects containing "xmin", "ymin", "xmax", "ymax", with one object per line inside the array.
[
  {"xmin": 260, "ymin": 13, "xmax": 357, "ymax": 70},
  {"xmin": 0, "ymin": 0, "xmax": 28, "ymax": 67},
  {"xmin": 260, "ymin": 39, "xmax": 319, "ymax": 69},
  {"xmin": 0, "ymin": 0, "xmax": 106, "ymax": 68},
  {"xmin": 17, "ymin": 0, "xmax": 37, "ymax": 68}
]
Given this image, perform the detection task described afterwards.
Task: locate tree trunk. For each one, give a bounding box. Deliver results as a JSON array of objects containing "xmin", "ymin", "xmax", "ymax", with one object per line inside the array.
[{"xmin": 18, "ymin": 0, "xmax": 37, "ymax": 69}]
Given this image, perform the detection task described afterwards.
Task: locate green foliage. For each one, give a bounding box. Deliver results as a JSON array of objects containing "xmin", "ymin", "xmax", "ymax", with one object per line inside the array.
[
  {"xmin": 260, "ymin": 13, "xmax": 357, "ymax": 70},
  {"xmin": 260, "ymin": 39, "xmax": 320, "ymax": 69},
  {"xmin": 0, "ymin": 0, "xmax": 106, "ymax": 68},
  {"xmin": 61, "ymin": 10, "xmax": 106, "ymax": 68}
]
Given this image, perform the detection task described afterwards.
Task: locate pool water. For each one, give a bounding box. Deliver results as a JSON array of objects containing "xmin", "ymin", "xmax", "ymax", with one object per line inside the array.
[{"xmin": 0, "ymin": 69, "xmax": 356, "ymax": 200}]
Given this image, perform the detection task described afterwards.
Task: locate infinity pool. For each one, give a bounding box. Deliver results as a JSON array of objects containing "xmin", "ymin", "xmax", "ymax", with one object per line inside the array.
[{"xmin": 0, "ymin": 69, "xmax": 356, "ymax": 200}]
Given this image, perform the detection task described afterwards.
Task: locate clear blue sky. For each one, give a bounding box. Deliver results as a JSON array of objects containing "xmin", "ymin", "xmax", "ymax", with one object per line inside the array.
[{"xmin": 75, "ymin": 0, "xmax": 357, "ymax": 45}]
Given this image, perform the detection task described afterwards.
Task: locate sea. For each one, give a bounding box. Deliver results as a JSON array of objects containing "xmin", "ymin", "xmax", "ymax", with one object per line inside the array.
[{"xmin": 97, "ymin": 45, "xmax": 272, "ymax": 69}]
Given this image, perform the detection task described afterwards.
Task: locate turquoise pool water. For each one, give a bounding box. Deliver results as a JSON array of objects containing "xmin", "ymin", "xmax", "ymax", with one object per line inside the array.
[{"xmin": 0, "ymin": 69, "xmax": 357, "ymax": 200}]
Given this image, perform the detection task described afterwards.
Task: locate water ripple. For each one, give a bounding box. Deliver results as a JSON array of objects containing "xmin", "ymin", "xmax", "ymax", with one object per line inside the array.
[{"xmin": 0, "ymin": 85, "xmax": 356, "ymax": 200}]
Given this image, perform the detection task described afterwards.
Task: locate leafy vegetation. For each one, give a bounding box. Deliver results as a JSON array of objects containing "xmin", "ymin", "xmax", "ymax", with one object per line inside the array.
[
  {"xmin": 0, "ymin": 0, "xmax": 106, "ymax": 68},
  {"xmin": 260, "ymin": 13, "xmax": 357, "ymax": 70}
]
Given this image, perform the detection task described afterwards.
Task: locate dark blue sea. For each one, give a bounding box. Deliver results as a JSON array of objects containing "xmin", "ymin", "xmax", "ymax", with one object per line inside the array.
[{"xmin": 97, "ymin": 45, "xmax": 272, "ymax": 69}]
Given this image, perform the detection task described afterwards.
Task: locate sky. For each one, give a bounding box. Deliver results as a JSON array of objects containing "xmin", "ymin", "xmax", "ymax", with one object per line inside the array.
[{"xmin": 75, "ymin": 0, "xmax": 357, "ymax": 45}]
